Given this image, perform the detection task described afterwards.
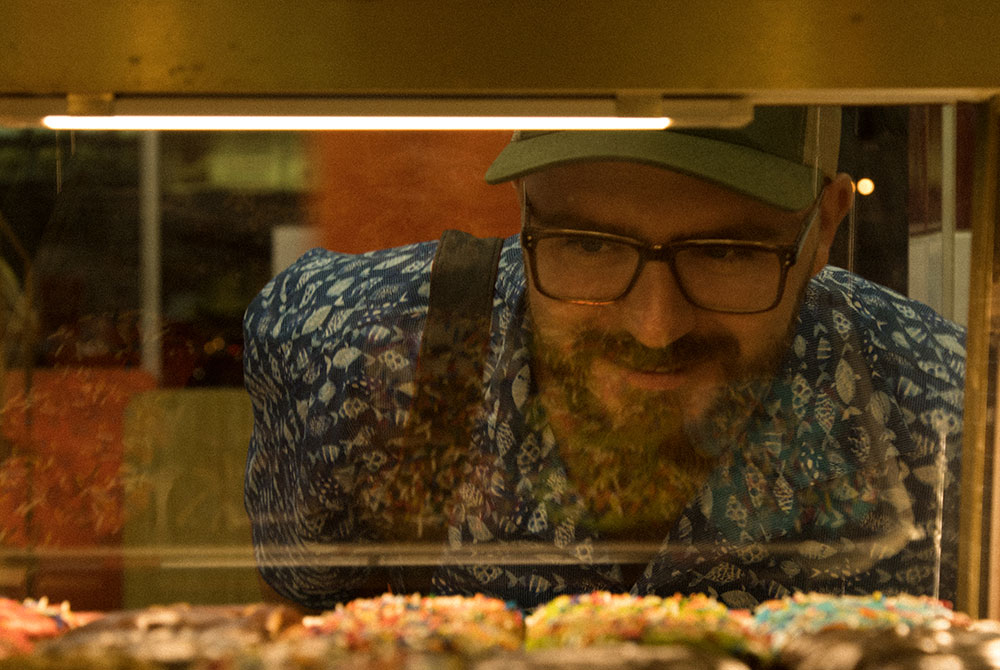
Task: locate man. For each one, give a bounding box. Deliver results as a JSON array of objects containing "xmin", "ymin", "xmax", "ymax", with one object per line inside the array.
[{"xmin": 243, "ymin": 106, "xmax": 965, "ymax": 611}]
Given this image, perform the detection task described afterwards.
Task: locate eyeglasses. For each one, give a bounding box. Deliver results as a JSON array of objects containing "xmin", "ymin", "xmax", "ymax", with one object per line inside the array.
[{"xmin": 520, "ymin": 191, "xmax": 824, "ymax": 314}]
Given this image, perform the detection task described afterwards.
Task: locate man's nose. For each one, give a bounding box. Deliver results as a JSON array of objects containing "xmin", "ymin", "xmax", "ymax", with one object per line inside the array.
[{"xmin": 617, "ymin": 260, "xmax": 697, "ymax": 349}]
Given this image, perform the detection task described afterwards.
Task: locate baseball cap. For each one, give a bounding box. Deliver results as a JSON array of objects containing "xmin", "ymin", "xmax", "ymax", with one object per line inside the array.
[{"xmin": 484, "ymin": 106, "xmax": 841, "ymax": 211}]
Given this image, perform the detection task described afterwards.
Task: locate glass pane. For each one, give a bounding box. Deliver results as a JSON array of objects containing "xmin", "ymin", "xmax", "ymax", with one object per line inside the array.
[{"xmin": 0, "ymin": 108, "xmax": 984, "ymax": 639}]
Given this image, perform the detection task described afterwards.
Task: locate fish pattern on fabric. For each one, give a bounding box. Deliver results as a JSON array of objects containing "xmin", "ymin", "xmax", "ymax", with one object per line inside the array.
[{"xmin": 243, "ymin": 235, "xmax": 965, "ymax": 611}]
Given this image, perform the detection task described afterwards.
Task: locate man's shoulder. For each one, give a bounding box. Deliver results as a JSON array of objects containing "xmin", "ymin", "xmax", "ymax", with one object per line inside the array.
[
  {"xmin": 808, "ymin": 267, "xmax": 965, "ymax": 334},
  {"xmin": 804, "ymin": 266, "xmax": 966, "ymax": 381},
  {"xmin": 272, "ymin": 241, "xmax": 437, "ymax": 301},
  {"xmin": 244, "ymin": 234, "xmax": 525, "ymax": 347},
  {"xmin": 244, "ymin": 241, "xmax": 438, "ymax": 344}
]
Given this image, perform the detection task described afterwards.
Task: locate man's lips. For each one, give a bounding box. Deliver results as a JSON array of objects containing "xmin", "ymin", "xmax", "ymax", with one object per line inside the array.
[
  {"xmin": 571, "ymin": 331, "xmax": 738, "ymax": 393},
  {"xmin": 594, "ymin": 357, "xmax": 699, "ymax": 392}
]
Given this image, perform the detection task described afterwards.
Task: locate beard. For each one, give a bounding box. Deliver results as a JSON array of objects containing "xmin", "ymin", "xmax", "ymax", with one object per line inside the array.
[{"xmin": 526, "ymin": 287, "xmax": 806, "ymax": 532}]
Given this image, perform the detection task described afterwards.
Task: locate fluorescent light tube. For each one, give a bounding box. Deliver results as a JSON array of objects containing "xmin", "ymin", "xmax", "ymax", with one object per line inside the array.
[{"xmin": 42, "ymin": 115, "xmax": 674, "ymax": 131}]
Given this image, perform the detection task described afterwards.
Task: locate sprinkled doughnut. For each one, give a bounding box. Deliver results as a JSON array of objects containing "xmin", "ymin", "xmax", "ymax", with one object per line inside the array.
[{"xmin": 524, "ymin": 591, "xmax": 768, "ymax": 660}]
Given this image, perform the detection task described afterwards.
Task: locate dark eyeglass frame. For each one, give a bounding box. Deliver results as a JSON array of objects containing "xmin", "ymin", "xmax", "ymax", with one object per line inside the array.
[{"xmin": 520, "ymin": 189, "xmax": 825, "ymax": 314}]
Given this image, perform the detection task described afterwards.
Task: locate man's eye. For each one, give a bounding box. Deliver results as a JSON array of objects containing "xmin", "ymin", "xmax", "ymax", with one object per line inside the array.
[
  {"xmin": 699, "ymin": 245, "xmax": 752, "ymax": 260},
  {"xmin": 538, "ymin": 235, "xmax": 634, "ymax": 265},
  {"xmin": 566, "ymin": 238, "xmax": 611, "ymax": 254}
]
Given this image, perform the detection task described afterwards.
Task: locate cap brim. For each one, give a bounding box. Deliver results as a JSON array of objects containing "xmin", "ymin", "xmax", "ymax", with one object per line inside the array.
[{"xmin": 484, "ymin": 130, "xmax": 821, "ymax": 211}]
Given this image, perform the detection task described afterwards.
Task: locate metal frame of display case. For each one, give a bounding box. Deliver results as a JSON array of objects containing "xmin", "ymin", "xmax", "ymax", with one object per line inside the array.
[
  {"xmin": 0, "ymin": 0, "xmax": 998, "ymax": 618},
  {"xmin": 962, "ymin": 99, "xmax": 1000, "ymax": 618}
]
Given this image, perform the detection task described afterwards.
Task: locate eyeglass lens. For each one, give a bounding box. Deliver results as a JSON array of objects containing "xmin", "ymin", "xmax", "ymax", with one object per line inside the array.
[{"xmin": 531, "ymin": 235, "xmax": 785, "ymax": 312}]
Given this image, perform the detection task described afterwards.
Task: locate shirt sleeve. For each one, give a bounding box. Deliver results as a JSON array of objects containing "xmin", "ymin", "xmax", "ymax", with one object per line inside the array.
[
  {"xmin": 242, "ymin": 243, "xmax": 435, "ymax": 609},
  {"xmin": 814, "ymin": 268, "xmax": 967, "ymax": 601}
]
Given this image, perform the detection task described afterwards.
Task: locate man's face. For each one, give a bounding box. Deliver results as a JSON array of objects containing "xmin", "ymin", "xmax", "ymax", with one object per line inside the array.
[{"xmin": 523, "ymin": 161, "xmax": 836, "ymax": 449}]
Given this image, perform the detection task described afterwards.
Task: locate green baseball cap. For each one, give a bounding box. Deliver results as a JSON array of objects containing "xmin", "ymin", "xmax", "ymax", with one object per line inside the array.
[{"xmin": 484, "ymin": 106, "xmax": 841, "ymax": 211}]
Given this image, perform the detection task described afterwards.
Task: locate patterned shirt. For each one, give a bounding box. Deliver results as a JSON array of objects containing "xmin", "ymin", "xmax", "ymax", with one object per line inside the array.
[{"xmin": 243, "ymin": 235, "xmax": 966, "ymax": 611}]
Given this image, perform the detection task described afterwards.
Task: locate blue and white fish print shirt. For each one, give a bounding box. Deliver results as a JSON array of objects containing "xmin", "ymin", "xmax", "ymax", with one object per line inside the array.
[{"xmin": 243, "ymin": 235, "xmax": 966, "ymax": 611}]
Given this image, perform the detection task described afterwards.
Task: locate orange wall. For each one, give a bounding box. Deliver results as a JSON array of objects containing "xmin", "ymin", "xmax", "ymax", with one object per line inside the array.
[
  {"xmin": 308, "ymin": 131, "xmax": 521, "ymax": 253},
  {"xmin": 0, "ymin": 367, "xmax": 157, "ymax": 610}
]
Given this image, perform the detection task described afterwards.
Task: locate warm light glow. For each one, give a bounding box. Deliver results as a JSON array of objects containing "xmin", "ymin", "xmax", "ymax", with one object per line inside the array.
[
  {"xmin": 42, "ymin": 115, "xmax": 674, "ymax": 131},
  {"xmin": 856, "ymin": 178, "xmax": 875, "ymax": 196}
]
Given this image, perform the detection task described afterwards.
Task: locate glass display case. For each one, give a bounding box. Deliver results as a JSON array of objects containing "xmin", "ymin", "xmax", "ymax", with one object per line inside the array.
[{"xmin": 0, "ymin": 3, "xmax": 998, "ymax": 668}]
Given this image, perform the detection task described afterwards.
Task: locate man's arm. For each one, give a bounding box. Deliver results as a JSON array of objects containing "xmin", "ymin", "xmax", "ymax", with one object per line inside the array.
[{"xmin": 243, "ymin": 244, "xmax": 434, "ymax": 609}]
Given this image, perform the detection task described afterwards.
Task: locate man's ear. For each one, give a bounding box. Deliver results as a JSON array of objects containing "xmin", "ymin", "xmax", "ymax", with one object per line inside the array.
[{"xmin": 810, "ymin": 173, "xmax": 855, "ymax": 274}]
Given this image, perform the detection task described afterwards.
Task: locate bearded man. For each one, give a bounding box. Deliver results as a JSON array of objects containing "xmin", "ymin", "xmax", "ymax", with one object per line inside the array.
[{"xmin": 243, "ymin": 106, "xmax": 965, "ymax": 611}]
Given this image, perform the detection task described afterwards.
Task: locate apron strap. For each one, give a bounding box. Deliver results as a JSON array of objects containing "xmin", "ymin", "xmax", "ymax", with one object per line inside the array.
[
  {"xmin": 414, "ymin": 229, "xmax": 504, "ymax": 430},
  {"xmin": 423, "ymin": 229, "xmax": 504, "ymax": 371},
  {"xmin": 391, "ymin": 230, "xmax": 504, "ymax": 541}
]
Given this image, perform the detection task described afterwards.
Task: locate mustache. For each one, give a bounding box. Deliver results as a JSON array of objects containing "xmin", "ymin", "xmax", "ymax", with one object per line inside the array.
[{"xmin": 573, "ymin": 330, "xmax": 740, "ymax": 371}]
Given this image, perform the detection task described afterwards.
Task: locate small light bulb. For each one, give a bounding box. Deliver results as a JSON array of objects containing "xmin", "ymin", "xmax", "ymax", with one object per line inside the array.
[{"xmin": 856, "ymin": 178, "xmax": 875, "ymax": 196}]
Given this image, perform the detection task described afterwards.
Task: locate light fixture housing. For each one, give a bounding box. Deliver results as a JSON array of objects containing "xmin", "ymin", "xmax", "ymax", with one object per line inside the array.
[{"xmin": 0, "ymin": 94, "xmax": 755, "ymax": 131}]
